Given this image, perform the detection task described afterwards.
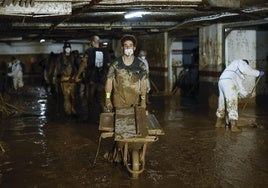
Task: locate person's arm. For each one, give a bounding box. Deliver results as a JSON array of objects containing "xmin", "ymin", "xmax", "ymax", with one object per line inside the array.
[
  {"xmin": 140, "ymin": 78, "xmax": 147, "ymax": 99},
  {"xmin": 104, "ymin": 64, "xmax": 115, "ymax": 111},
  {"xmin": 139, "ymin": 60, "xmax": 148, "ymax": 107},
  {"xmin": 52, "ymin": 56, "xmax": 61, "ymax": 84},
  {"xmin": 105, "ymin": 77, "xmax": 113, "ymax": 94},
  {"xmin": 75, "ymin": 54, "xmax": 88, "ymax": 82},
  {"xmin": 104, "ymin": 78, "xmax": 113, "ymax": 111},
  {"xmin": 103, "ymin": 48, "xmax": 112, "ymax": 68},
  {"xmin": 238, "ymin": 60, "xmax": 261, "ymax": 77},
  {"xmin": 8, "ymin": 63, "xmax": 20, "ymax": 77}
]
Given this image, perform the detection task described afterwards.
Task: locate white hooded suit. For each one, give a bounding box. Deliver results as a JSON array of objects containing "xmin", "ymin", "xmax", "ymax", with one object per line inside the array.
[
  {"xmin": 8, "ymin": 60, "xmax": 24, "ymax": 90},
  {"xmin": 216, "ymin": 59, "xmax": 261, "ymax": 121}
]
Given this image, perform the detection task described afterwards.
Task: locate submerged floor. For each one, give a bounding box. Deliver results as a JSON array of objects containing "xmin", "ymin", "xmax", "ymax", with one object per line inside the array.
[{"xmin": 0, "ymin": 85, "xmax": 268, "ymax": 188}]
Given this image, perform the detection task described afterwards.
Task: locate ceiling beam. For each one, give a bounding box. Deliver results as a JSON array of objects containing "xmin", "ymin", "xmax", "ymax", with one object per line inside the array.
[
  {"xmin": 12, "ymin": 21, "xmax": 178, "ymax": 29},
  {"xmin": 0, "ymin": 2, "xmax": 72, "ymax": 16}
]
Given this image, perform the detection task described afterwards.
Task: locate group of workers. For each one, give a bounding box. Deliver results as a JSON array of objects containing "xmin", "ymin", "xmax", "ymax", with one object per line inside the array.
[
  {"xmin": 42, "ymin": 34, "xmax": 149, "ymax": 119},
  {"xmin": 6, "ymin": 34, "xmax": 266, "ymax": 133},
  {"xmin": 48, "ymin": 33, "xmax": 266, "ymax": 134}
]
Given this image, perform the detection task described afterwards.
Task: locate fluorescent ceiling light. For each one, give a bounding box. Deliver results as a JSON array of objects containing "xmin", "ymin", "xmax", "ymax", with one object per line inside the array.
[
  {"xmin": 102, "ymin": 42, "xmax": 108, "ymax": 46},
  {"xmin": 124, "ymin": 11, "xmax": 148, "ymax": 19},
  {"xmin": 0, "ymin": 37, "xmax": 22, "ymax": 41}
]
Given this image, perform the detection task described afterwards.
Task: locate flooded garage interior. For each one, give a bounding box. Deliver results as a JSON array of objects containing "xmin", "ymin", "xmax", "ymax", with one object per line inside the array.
[
  {"xmin": 1, "ymin": 84, "xmax": 268, "ymax": 187},
  {"xmin": 1, "ymin": 0, "xmax": 268, "ymax": 187}
]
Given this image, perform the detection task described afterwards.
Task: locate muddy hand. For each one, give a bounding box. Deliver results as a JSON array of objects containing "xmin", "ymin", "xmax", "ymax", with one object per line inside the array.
[
  {"xmin": 140, "ymin": 97, "xmax": 146, "ymax": 108},
  {"xmin": 105, "ymin": 98, "xmax": 113, "ymax": 112}
]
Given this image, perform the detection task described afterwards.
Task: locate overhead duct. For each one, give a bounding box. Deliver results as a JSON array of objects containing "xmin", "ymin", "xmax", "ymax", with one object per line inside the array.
[
  {"xmin": 2, "ymin": 0, "xmax": 35, "ymax": 7},
  {"xmin": 0, "ymin": 2, "xmax": 71, "ymax": 16}
]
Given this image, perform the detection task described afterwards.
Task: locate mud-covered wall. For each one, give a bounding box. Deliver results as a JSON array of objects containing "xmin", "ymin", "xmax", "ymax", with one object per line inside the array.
[
  {"xmin": 256, "ymin": 31, "xmax": 268, "ymax": 98},
  {"xmin": 226, "ymin": 29, "xmax": 268, "ymax": 98},
  {"xmin": 226, "ymin": 30, "xmax": 257, "ymax": 95},
  {"xmin": 198, "ymin": 23, "xmax": 268, "ymax": 109},
  {"xmin": 198, "ymin": 24, "xmax": 223, "ymax": 109},
  {"xmin": 138, "ymin": 33, "xmax": 169, "ymax": 93},
  {"xmin": 199, "ymin": 24, "xmax": 223, "ymax": 72}
]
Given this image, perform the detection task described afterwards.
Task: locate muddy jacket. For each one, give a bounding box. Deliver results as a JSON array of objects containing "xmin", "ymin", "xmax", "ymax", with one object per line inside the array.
[
  {"xmin": 53, "ymin": 53, "xmax": 79, "ymax": 82},
  {"xmin": 107, "ymin": 56, "xmax": 148, "ymax": 107},
  {"xmin": 84, "ymin": 47, "xmax": 110, "ymax": 84},
  {"xmin": 219, "ymin": 59, "xmax": 260, "ymax": 97}
]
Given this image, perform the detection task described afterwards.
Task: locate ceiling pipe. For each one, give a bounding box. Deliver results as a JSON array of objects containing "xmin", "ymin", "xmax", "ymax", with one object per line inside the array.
[
  {"xmin": 165, "ymin": 6, "xmax": 268, "ymax": 33},
  {"xmin": 45, "ymin": 0, "xmax": 103, "ymax": 36},
  {"xmin": 165, "ymin": 12, "xmax": 239, "ymax": 32}
]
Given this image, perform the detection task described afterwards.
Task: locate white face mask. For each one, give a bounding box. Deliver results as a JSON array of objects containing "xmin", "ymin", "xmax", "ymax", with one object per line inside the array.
[
  {"xmin": 65, "ymin": 47, "xmax": 71, "ymax": 53},
  {"xmin": 124, "ymin": 49, "xmax": 134, "ymax": 56},
  {"xmin": 141, "ymin": 56, "xmax": 146, "ymax": 60}
]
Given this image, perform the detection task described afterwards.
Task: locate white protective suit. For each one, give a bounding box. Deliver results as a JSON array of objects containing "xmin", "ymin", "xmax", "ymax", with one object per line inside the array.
[
  {"xmin": 216, "ymin": 59, "xmax": 261, "ymax": 121},
  {"xmin": 8, "ymin": 60, "xmax": 24, "ymax": 90},
  {"xmin": 138, "ymin": 57, "xmax": 151, "ymax": 93}
]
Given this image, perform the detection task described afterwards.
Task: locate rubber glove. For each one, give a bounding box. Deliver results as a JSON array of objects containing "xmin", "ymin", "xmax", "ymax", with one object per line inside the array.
[
  {"xmin": 259, "ymin": 71, "xmax": 264, "ymax": 77},
  {"xmin": 105, "ymin": 93, "xmax": 113, "ymax": 112}
]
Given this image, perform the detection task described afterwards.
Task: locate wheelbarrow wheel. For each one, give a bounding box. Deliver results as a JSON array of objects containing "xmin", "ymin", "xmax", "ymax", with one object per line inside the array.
[{"xmin": 131, "ymin": 149, "xmax": 140, "ymax": 178}]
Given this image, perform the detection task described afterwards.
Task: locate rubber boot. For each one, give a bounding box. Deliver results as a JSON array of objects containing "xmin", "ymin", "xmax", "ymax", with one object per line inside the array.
[
  {"xmin": 215, "ymin": 118, "xmax": 225, "ymax": 128},
  {"xmin": 230, "ymin": 120, "xmax": 241, "ymax": 132}
]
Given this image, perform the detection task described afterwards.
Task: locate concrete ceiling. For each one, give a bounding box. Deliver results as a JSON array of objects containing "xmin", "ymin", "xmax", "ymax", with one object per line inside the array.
[{"xmin": 0, "ymin": 0, "xmax": 267, "ymax": 42}]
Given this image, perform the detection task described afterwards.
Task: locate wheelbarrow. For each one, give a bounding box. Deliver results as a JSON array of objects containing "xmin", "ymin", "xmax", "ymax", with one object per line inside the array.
[{"xmin": 94, "ymin": 106, "xmax": 164, "ymax": 178}]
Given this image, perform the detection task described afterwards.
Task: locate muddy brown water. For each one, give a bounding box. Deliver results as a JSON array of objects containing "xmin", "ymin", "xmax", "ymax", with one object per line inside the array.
[{"xmin": 1, "ymin": 86, "xmax": 268, "ymax": 188}]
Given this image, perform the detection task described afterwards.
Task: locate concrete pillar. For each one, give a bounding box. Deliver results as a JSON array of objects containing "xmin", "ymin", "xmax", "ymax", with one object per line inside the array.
[
  {"xmin": 138, "ymin": 33, "xmax": 169, "ymax": 93},
  {"xmin": 199, "ymin": 24, "xmax": 223, "ymax": 109}
]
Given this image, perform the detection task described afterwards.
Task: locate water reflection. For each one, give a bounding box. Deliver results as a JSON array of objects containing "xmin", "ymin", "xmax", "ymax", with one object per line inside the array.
[
  {"xmin": 1, "ymin": 87, "xmax": 268, "ymax": 187},
  {"xmin": 37, "ymin": 99, "xmax": 47, "ymax": 117}
]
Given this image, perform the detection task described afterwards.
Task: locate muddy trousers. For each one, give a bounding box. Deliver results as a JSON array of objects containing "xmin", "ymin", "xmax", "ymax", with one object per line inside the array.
[
  {"xmin": 216, "ymin": 79, "xmax": 238, "ymax": 121},
  {"xmin": 86, "ymin": 82, "xmax": 105, "ymax": 113},
  {"xmin": 61, "ymin": 82, "xmax": 77, "ymax": 115}
]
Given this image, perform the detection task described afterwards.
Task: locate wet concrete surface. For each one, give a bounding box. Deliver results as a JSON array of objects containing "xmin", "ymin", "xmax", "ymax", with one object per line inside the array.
[{"xmin": 1, "ymin": 85, "xmax": 268, "ymax": 188}]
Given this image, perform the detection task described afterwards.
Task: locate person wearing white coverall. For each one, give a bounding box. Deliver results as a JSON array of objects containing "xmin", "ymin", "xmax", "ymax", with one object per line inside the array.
[
  {"xmin": 138, "ymin": 50, "xmax": 151, "ymax": 104},
  {"xmin": 8, "ymin": 59, "xmax": 24, "ymax": 92},
  {"xmin": 215, "ymin": 59, "xmax": 264, "ymax": 132}
]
